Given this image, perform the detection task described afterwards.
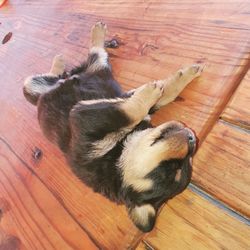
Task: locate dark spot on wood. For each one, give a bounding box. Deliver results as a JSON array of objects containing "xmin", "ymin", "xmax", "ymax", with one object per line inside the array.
[
  {"xmin": 213, "ymin": 20, "xmax": 225, "ymax": 24},
  {"xmin": 235, "ymin": 119, "xmax": 250, "ymax": 129},
  {"xmin": 108, "ymin": 52, "xmax": 119, "ymax": 58},
  {"xmin": 32, "ymin": 147, "xmax": 43, "ymax": 161},
  {"xmin": 174, "ymin": 96, "xmax": 185, "ymax": 102},
  {"xmin": 184, "ymin": 198, "xmax": 194, "ymax": 206},
  {"xmin": 140, "ymin": 43, "xmax": 158, "ymax": 56},
  {"xmin": 0, "ymin": 236, "xmax": 21, "ymax": 250},
  {"xmin": 105, "ymin": 39, "xmax": 119, "ymax": 48},
  {"xmin": 67, "ymin": 31, "xmax": 80, "ymax": 41},
  {"xmin": 116, "ymin": 225, "xmax": 125, "ymax": 234},
  {"xmin": 0, "ymin": 198, "xmax": 11, "ymax": 214},
  {"xmin": 2, "ymin": 32, "xmax": 12, "ymax": 44},
  {"xmin": 50, "ymin": 190, "xmax": 65, "ymax": 207},
  {"xmin": 196, "ymin": 58, "xmax": 206, "ymax": 64}
]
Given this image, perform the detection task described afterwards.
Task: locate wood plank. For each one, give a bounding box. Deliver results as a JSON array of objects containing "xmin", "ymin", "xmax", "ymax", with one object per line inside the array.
[
  {"xmin": 0, "ymin": 1, "xmax": 250, "ymax": 248},
  {"xmin": 1, "ymin": 0, "xmax": 250, "ymax": 140},
  {"xmin": 0, "ymin": 113, "xmax": 140, "ymax": 249},
  {"xmin": 0, "ymin": 140, "xmax": 98, "ymax": 250},
  {"xmin": 193, "ymin": 121, "xmax": 250, "ymax": 217},
  {"xmin": 136, "ymin": 189, "xmax": 250, "ymax": 250},
  {"xmin": 221, "ymin": 70, "xmax": 250, "ymax": 129}
]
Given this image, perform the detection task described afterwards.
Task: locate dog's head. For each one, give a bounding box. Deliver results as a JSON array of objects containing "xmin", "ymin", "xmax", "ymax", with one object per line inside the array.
[{"xmin": 119, "ymin": 121, "xmax": 196, "ymax": 232}]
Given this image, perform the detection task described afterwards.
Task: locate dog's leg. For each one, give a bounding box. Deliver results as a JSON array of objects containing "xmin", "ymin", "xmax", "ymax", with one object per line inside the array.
[
  {"xmin": 91, "ymin": 21, "xmax": 107, "ymax": 48},
  {"xmin": 49, "ymin": 54, "xmax": 66, "ymax": 76},
  {"xmin": 124, "ymin": 64, "xmax": 203, "ymax": 112},
  {"xmin": 121, "ymin": 81, "xmax": 164, "ymax": 126},
  {"xmin": 23, "ymin": 55, "xmax": 65, "ymax": 105},
  {"xmin": 70, "ymin": 22, "xmax": 111, "ymax": 76},
  {"xmin": 69, "ymin": 22, "xmax": 123, "ymax": 95},
  {"xmin": 87, "ymin": 22, "xmax": 109, "ymax": 73},
  {"xmin": 153, "ymin": 64, "xmax": 203, "ymax": 110}
]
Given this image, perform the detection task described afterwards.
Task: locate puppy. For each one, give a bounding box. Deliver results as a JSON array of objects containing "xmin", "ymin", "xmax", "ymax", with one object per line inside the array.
[{"xmin": 23, "ymin": 22, "xmax": 202, "ymax": 232}]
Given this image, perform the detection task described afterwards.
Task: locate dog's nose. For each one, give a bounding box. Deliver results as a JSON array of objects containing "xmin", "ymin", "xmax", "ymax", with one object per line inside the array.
[
  {"xmin": 188, "ymin": 134, "xmax": 195, "ymax": 144},
  {"xmin": 184, "ymin": 128, "xmax": 197, "ymax": 155}
]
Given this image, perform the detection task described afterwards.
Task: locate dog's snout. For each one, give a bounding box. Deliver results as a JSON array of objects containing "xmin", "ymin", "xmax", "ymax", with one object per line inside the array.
[
  {"xmin": 184, "ymin": 128, "xmax": 196, "ymax": 155},
  {"xmin": 188, "ymin": 132, "xmax": 196, "ymax": 145},
  {"xmin": 188, "ymin": 134, "xmax": 195, "ymax": 142}
]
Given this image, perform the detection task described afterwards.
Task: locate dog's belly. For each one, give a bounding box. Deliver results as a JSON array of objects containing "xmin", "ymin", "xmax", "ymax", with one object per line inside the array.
[{"xmin": 74, "ymin": 73, "xmax": 123, "ymax": 101}]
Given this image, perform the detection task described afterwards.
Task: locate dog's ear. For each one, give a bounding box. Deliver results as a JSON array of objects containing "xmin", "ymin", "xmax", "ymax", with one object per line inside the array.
[{"xmin": 128, "ymin": 204, "xmax": 156, "ymax": 232}]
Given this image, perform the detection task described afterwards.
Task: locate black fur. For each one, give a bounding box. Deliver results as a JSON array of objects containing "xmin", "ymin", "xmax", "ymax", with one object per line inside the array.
[{"xmin": 24, "ymin": 50, "xmax": 193, "ymax": 232}]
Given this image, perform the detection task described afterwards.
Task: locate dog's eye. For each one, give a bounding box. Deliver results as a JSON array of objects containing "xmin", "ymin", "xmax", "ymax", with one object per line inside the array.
[
  {"xmin": 151, "ymin": 126, "xmax": 176, "ymax": 146},
  {"xmin": 151, "ymin": 134, "xmax": 164, "ymax": 146}
]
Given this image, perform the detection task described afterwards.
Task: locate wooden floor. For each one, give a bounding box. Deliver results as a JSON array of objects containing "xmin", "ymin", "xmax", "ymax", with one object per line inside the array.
[{"xmin": 0, "ymin": 0, "xmax": 249, "ymax": 249}]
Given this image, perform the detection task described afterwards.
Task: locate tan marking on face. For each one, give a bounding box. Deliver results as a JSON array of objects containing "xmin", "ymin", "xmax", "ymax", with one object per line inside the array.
[
  {"xmin": 163, "ymin": 133, "xmax": 189, "ymax": 159},
  {"xmin": 129, "ymin": 204, "xmax": 155, "ymax": 228},
  {"xmin": 118, "ymin": 122, "xmax": 189, "ymax": 192}
]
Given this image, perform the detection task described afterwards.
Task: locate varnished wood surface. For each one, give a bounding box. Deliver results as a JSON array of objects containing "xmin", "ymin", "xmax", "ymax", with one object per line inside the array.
[
  {"xmin": 1, "ymin": 0, "xmax": 250, "ymax": 249},
  {"xmin": 221, "ymin": 70, "xmax": 250, "ymax": 130},
  {"xmin": 0, "ymin": 107, "xmax": 140, "ymax": 249},
  {"xmin": 136, "ymin": 189, "xmax": 250, "ymax": 250},
  {"xmin": 1, "ymin": 0, "xmax": 250, "ymax": 141},
  {"xmin": 193, "ymin": 121, "xmax": 250, "ymax": 217},
  {"xmin": 0, "ymin": 140, "xmax": 98, "ymax": 250}
]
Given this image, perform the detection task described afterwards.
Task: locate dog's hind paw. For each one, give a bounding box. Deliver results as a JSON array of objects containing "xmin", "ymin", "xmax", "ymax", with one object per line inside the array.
[
  {"xmin": 91, "ymin": 22, "xmax": 107, "ymax": 48},
  {"xmin": 134, "ymin": 81, "xmax": 164, "ymax": 108},
  {"xmin": 177, "ymin": 64, "xmax": 205, "ymax": 80}
]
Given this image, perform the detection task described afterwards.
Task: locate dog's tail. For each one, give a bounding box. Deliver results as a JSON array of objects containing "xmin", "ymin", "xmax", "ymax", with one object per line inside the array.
[{"xmin": 23, "ymin": 74, "xmax": 60, "ymax": 105}]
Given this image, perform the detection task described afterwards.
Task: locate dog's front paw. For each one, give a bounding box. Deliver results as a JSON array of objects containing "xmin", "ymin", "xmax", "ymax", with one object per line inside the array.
[
  {"xmin": 135, "ymin": 82, "xmax": 164, "ymax": 107},
  {"xmin": 187, "ymin": 64, "xmax": 204, "ymax": 77},
  {"xmin": 177, "ymin": 64, "xmax": 205, "ymax": 80}
]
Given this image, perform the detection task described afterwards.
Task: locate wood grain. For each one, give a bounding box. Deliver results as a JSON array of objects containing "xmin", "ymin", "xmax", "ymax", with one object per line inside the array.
[
  {"xmin": 136, "ymin": 189, "xmax": 250, "ymax": 250},
  {"xmin": 221, "ymin": 70, "xmax": 250, "ymax": 129},
  {"xmin": 1, "ymin": 0, "xmax": 250, "ymax": 248},
  {"xmin": 1, "ymin": 0, "xmax": 250, "ymax": 140},
  {"xmin": 0, "ymin": 140, "xmax": 98, "ymax": 250},
  {"xmin": 0, "ymin": 109, "xmax": 140, "ymax": 249},
  {"xmin": 193, "ymin": 121, "xmax": 250, "ymax": 217}
]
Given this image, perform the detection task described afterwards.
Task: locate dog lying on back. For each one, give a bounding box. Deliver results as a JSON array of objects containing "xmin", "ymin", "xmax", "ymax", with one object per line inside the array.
[{"xmin": 23, "ymin": 22, "xmax": 202, "ymax": 232}]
